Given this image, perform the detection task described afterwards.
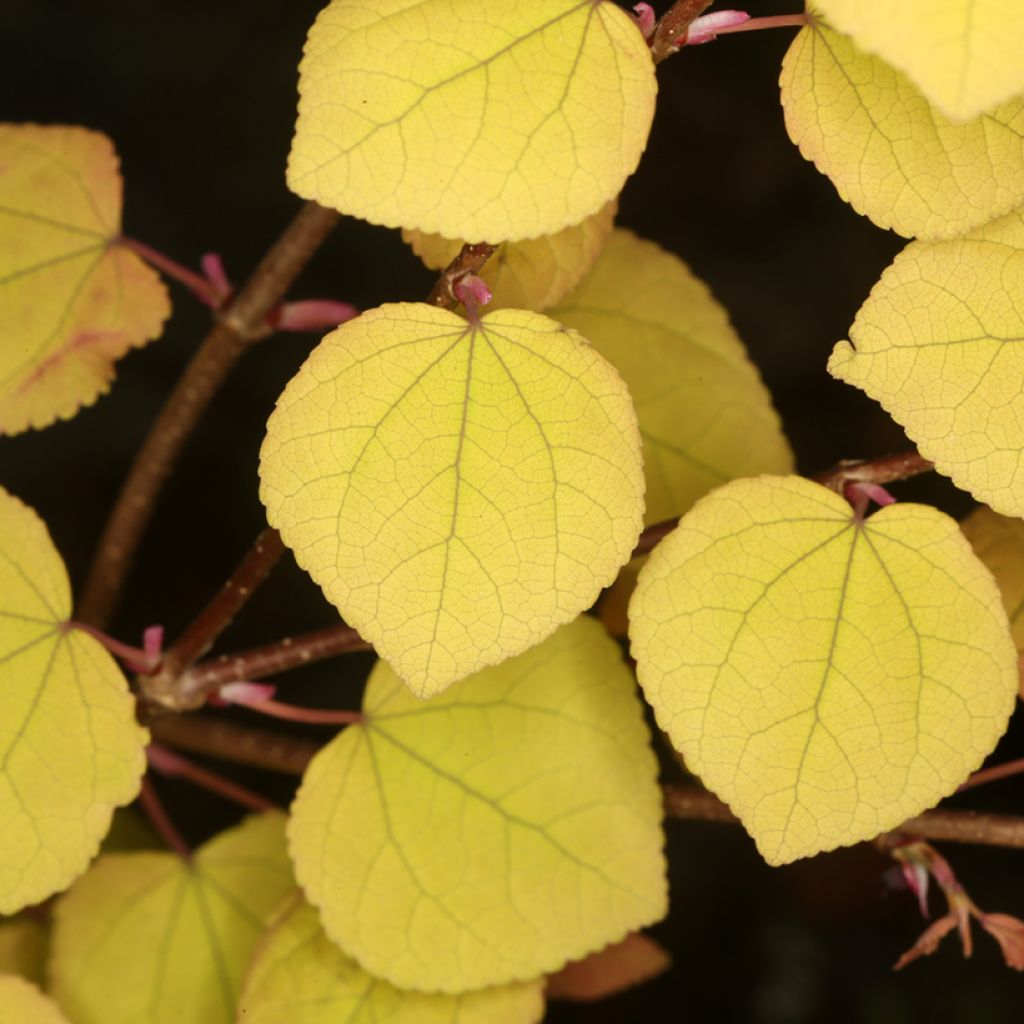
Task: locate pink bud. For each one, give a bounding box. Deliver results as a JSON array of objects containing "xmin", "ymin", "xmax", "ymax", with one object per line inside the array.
[
  {"xmin": 271, "ymin": 299, "xmax": 358, "ymax": 333},
  {"xmin": 218, "ymin": 681, "xmax": 277, "ymax": 706},
  {"xmin": 631, "ymin": 3, "xmax": 656, "ymax": 41},
  {"xmin": 143, "ymin": 625, "xmax": 164, "ymax": 662},
  {"xmin": 200, "ymin": 252, "xmax": 233, "ymax": 304},
  {"xmin": 681, "ymin": 10, "xmax": 751, "ymax": 46}
]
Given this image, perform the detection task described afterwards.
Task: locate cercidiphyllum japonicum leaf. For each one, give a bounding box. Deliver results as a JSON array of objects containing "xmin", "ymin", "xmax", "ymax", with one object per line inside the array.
[
  {"xmin": 259, "ymin": 302, "xmax": 644, "ymax": 697},
  {"xmin": 50, "ymin": 813, "xmax": 294, "ymax": 1024},
  {"xmin": 0, "ymin": 124, "xmax": 170, "ymax": 434},
  {"xmin": 237, "ymin": 896, "xmax": 546, "ymax": 1024},
  {"xmin": 0, "ymin": 486, "xmax": 147, "ymax": 914},
  {"xmin": 629, "ymin": 475, "xmax": 1018, "ymax": 866},
  {"xmin": 813, "ymin": 0, "xmax": 1024, "ymax": 122},
  {"xmin": 403, "ymin": 201, "xmax": 617, "ymax": 313},
  {"xmin": 779, "ymin": 13, "xmax": 1024, "ymax": 240},
  {"xmin": 828, "ymin": 208, "xmax": 1024, "ymax": 517},
  {"xmin": 0, "ymin": 917, "xmax": 47, "ymax": 984},
  {"xmin": 961, "ymin": 505, "xmax": 1024, "ymax": 651},
  {"xmin": 287, "ymin": 1, "xmax": 656, "ymax": 241},
  {"xmin": 550, "ymin": 229, "xmax": 794, "ymax": 527},
  {"xmin": 287, "ymin": 616, "xmax": 667, "ymax": 993},
  {"xmin": 0, "ymin": 976, "xmax": 72, "ymax": 1024}
]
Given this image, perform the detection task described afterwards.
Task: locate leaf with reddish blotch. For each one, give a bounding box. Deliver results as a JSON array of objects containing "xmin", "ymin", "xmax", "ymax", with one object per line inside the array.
[{"xmin": 0, "ymin": 124, "xmax": 170, "ymax": 434}]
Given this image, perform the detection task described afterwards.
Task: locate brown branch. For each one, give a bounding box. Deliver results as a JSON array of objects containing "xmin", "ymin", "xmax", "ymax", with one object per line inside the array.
[
  {"xmin": 140, "ymin": 528, "xmax": 286, "ymax": 711},
  {"xmin": 813, "ymin": 450, "xmax": 934, "ymax": 495},
  {"xmin": 650, "ymin": 0, "xmax": 714, "ymax": 64},
  {"xmin": 425, "ymin": 242, "xmax": 498, "ymax": 309},
  {"xmin": 77, "ymin": 201, "xmax": 340, "ymax": 628}
]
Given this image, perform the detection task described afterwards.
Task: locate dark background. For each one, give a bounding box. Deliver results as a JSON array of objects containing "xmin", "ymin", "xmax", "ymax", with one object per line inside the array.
[{"xmin": 2, "ymin": 1, "xmax": 1023, "ymax": 1021}]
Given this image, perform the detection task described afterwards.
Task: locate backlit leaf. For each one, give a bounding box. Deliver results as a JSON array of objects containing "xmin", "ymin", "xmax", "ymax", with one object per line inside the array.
[
  {"xmin": 260, "ymin": 302, "xmax": 644, "ymax": 696},
  {"xmin": 403, "ymin": 201, "xmax": 617, "ymax": 312},
  {"xmin": 50, "ymin": 812, "xmax": 294, "ymax": 1024},
  {"xmin": 0, "ymin": 486, "xmax": 147, "ymax": 914},
  {"xmin": 0, "ymin": 917, "xmax": 47, "ymax": 984},
  {"xmin": 814, "ymin": 0, "xmax": 1024, "ymax": 122},
  {"xmin": 238, "ymin": 896, "xmax": 545, "ymax": 1023},
  {"xmin": 551, "ymin": 229, "xmax": 793, "ymax": 526},
  {"xmin": 288, "ymin": 616, "xmax": 667, "ymax": 993},
  {"xmin": 828, "ymin": 209, "xmax": 1024, "ymax": 516},
  {"xmin": 629, "ymin": 475, "xmax": 1017, "ymax": 865},
  {"xmin": 288, "ymin": 1, "xmax": 656, "ymax": 241},
  {"xmin": 961, "ymin": 505, "xmax": 1024, "ymax": 651},
  {"xmin": 780, "ymin": 16, "xmax": 1024, "ymax": 239},
  {"xmin": 0, "ymin": 976, "xmax": 71, "ymax": 1024},
  {"xmin": 0, "ymin": 124, "xmax": 170, "ymax": 434}
]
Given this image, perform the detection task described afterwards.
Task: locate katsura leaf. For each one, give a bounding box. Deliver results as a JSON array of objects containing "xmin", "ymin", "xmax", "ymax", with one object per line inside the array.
[
  {"xmin": 238, "ymin": 896, "xmax": 545, "ymax": 1023},
  {"xmin": 403, "ymin": 201, "xmax": 617, "ymax": 312},
  {"xmin": 630, "ymin": 476, "xmax": 1017, "ymax": 865},
  {"xmin": 260, "ymin": 303, "xmax": 644, "ymax": 696},
  {"xmin": 288, "ymin": 616, "xmax": 667, "ymax": 993},
  {"xmin": 0, "ymin": 486, "xmax": 147, "ymax": 914},
  {"xmin": 551, "ymin": 229, "xmax": 793, "ymax": 526},
  {"xmin": 50, "ymin": 813, "xmax": 294, "ymax": 1024},
  {"xmin": 814, "ymin": 0, "xmax": 1024, "ymax": 121},
  {"xmin": 828, "ymin": 209, "xmax": 1024, "ymax": 516},
  {"xmin": 961, "ymin": 505, "xmax": 1024, "ymax": 651},
  {"xmin": 0, "ymin": 124, "xmax": 170, "ymax": 434},
  {"xmin": 287, "ymin": 1, "xmax": 656, "ymax": 241},
  {"xmin": 780, "ymin": 16, "xmax": 1024, "ymax": 239},
  {"xmin": 0, "ymin": 976, "xmax": 71, "ymax": 1024}
]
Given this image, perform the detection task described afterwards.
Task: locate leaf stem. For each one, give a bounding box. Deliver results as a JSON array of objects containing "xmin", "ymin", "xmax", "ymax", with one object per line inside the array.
[
  {"xmin": 77, "ymin": 200, "xmax": 340, "ymax": 628},
  {"xmin": 138, "ymin": 776, "xmax": 191, "ymax": 859},
  {"xmin": 958, "ymin": 757, "xmax": 1024, "ymax": 793},
  {"xmin": 116, "ymin": 236, "xmax": 222, "ymax": 307},
  {"xmin": 146, "ymin": 743, "xmax": 277, "ymax": 812},
  {"xmin": 65, "ymin": 621, "xmax": 161, "ymax": 673},
  {"xmin": 706, "ymin": 14, "xmax": 808, "ymax": 37},
  {"xmin": 225, "ymin": 697, "xmax": 363, "ymax": 727}
]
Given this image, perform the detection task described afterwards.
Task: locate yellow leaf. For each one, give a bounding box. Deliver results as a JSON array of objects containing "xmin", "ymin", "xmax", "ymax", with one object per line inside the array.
[
  {"xmin": 287, "ymin": 1, "xmax": 656, "ymax": 241},
  {"xmin": 403, "ymin": 201, "xmax": 617, "ymax": 312},
  {"xmin": 0, "ymin": 917, "xmax": 48, "ymax": 984},
  {"xmin": 50, "ymin": 813, "xmax": 294, "ymax": 1024},
  {"xmin": 0, "ymin": 976, "xmax": 72, "ymax": 1024},
  {"xmin": 260, "ymin": 302, "xmax": 644, "ymax": 696},
  {"xmin": 0, "ymin": 124, "xmax": 170, "ymax": 434},
  {"xmin": 828, "ymin": 208, "xmax": 1024, "ymax": 517},
  {"xmin": 0, "ymin": 486, "xmax": 147, "ymax": 914},
  {"xmin": 288, "ymin": 617, "xmax": 667, "ymax": 993},
  {"xmin": 551, "ymin": 229, "xmax": 793, "ymax": 526},
  {"xmin": 814, "ymin": 0, "xmax": 1024, "ymax": 122},
  {"xmin": 238, "ymin": 895, "xmax": 545, "ymax": 1023},
  {"xmin": 961, "ymin": 505, "xmax": 1024, "ymax": 651},
  {"xmin": 780, "ymin": 16, "xmax": 1024, "ymax": 239},
  {"xmin": 629, "ymin": 475, "xmax": 1017, "ymax": 865}
]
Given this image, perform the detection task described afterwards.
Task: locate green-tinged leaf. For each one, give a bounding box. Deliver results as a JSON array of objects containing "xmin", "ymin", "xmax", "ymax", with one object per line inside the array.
[
  {"xmin": 780, "ymin": 16, "xmax": 1024, "ymax": 239},
  {"xmin": 0, "ymin": 486, "xmax": 147, "ymax": 914},
  {"xmin": 0, "ymin": 917, "xmax": 47, "ymax": 984},
  {"xmin": 814, "ymin": 0, "xmax": 1024, "ymax": 121},
  {"xmin": 403, "ymin": 201, "xmax": 617, "ymax": 312},
  {"xmin": 288, "ymin": 1, "xmax": 656, "ymax": 241},
  {"xmin": 828, "ymin": 209, "xmax": 1024, "ymax": 516},
  {"xmin": 238, "ymin": 895, "xmax": 545, "ymax": 1023},
  {"xmin": 0, "ymin": 124, "xmax": 170, "ymax": 434},
  {"xmin": 545, "ymin": 932, "xmax": 670, "ymax": 1002},
  {"xmin": 551, "ymin": 229, "xmax": 793, "ymax": 526},
  {"xmin": 50, "ymin": 813, "xmax": 294, "ymax": 1024},
  {"xmin": 260, "ymin": 302, "xmax": 644, "ymax": 696},
  {"xmin": 288, "ymin": 616, "xmax": 667, "ymax": 993},
  {"xmin": 630, "ymin": 476, "xmax": 1017, "ymax": 865},
  {"xmin": 0, "ymin": 976, "xmax": 71, "ymax": 1024},
  {"xmin": 961, "ymin": 505, "xmax": 1024, "ymax": 651}
]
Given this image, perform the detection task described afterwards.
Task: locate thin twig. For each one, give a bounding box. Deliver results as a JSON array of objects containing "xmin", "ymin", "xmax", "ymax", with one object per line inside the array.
[
  {"xmin": 650, "ymin": 0, "xmax": 715, "ymax": 63},
  {"xmin": 425, "ymin": 242, "xmax": 498, "ymax": 309},
  {"xmin": 77, "ymin": 201, "xmax": 340, "ymax": 628},
  {"xmin": 140, "ymin": 528, "xmax": 286, "ymax": 710},
  {"xmin": 958, "ymin": 757, "xmax": 1024, "ymax": 794},
  {"xmin": 814, "ymin": 450, "xmax": 934, "ymax": 495}
]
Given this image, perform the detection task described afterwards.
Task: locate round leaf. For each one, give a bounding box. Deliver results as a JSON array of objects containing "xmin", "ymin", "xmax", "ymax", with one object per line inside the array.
[
  {"xmin": 287, "ymin": 0, "xmax": 656, "ymax": 241},
  {"xmin": 551, "ymin": 229, "xmax": 793, "ymax": 525},
  {"xmin": 288, "ymin": 616, "xmax": 667, "ymax": 993},
  {"xmin": 829, "ymin": 209, "xmax": 1024, "ymax": 517},
  {"xmin": 0, "ymin": 486, "xmax": 147, "ymax": 914},
  {"xmin": 961, "ymin": 505, "xmax": 1024, "ymax": 652},
  {"xmin": 260, "ymin": 302, "xmax": 644, "ymax": 696},
  {"xmin": 0, "ymin": 124, "xmax": 170, "ymax": 434},
  {"xmin": 814, "ymin": 0, "xmax": 1024, "ymax": 122},
  {"xmin": 50, "ymin": 813, "xmax": 294, "ymax": 1024},
  {"xmin": 780, "ymin": 17, "xmax": 1024, "ymax": 239},
  {"xmin": 403, "ymin": 201, "xmax": 617, "ymax": 312},
  {"xmin": 238, "ymin": 896, "xmax": 545, "ymax": 1023},
  {"xmin": 0, "ymin": 976, "xmax": 71, "ymax": 1024},
  {"xmin": 630, "ymin": 476, "xmax": 1018, "ymax": 865}
]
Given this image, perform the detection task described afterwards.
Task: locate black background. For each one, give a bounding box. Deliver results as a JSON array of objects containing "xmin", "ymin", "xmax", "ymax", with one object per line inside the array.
[{"xmin": 2, "ymin": 2, "xmax": 1023, "ymax": 1021}]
